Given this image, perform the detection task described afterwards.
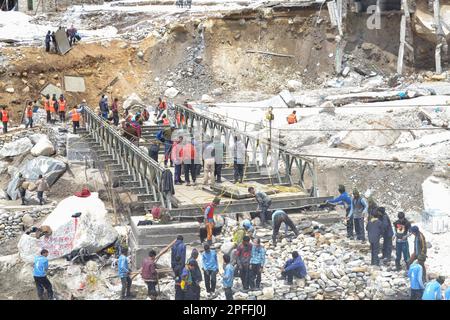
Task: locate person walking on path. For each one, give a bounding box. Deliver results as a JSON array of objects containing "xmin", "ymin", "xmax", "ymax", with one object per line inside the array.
[{"xmin": 35, "ymin": 175, "xmax": 49, "ymax": 205}]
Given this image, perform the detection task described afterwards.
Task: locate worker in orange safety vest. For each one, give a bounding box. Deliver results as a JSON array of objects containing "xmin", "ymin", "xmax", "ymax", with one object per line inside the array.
[
  {"xmin": 287, "ymin": 110, "xmax": 298, "ymax": 124},
  {"xmin": 58, "ymin": 94, "xmax": 66, "ymax": 122},
  {"xmin": 69, "ymin": 105, "xmax": 80, "ymax": 134},
  {"xmin": 43, "ymin": 94, "xmax": 51, "ymax": 123},
  {"xmin": 25, "ymin": 101, "xmax": 34, "ymax": 129},
  {"xmin": 1, "ymin": 106, "xmax": 10, "ymax": 134}
]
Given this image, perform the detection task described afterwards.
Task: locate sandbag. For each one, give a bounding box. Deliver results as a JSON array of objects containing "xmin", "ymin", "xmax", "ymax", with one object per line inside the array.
[
  {"xmin": 18, "ymin": 193, "xmax": 118, "ymax": 262},
  {"xmin": 6, "ymin": 156, "xmax": 66, "ymax": 200}
]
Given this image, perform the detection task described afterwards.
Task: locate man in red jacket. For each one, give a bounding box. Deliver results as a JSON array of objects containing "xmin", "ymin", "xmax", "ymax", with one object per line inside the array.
[
  {"xmin": 183, "ymin": 138, "xmax": 197, "ymax": 186},
  {"xmin": 141, "ymin": 250, "xmax": 158, "ymax": 300}
]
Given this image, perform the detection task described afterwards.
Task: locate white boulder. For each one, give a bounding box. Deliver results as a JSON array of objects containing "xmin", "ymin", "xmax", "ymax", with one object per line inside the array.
[
  {"xmin": 220, "ymin": 241, "xmax": 235, "ymax": 255},
  {"xmin": 0, "ymin": 137, "xmax": 33, "ymax": 159},
  {"xmin": 201, "ymin": 94, "xmax": 214, "ymax": 103},
  {"xmin": 31, "ymin": 138, "xmax": 55, "ymax": 157},
  {"xmin": 287, "ymin": 80, "xmax": 302, "ymax": 92},
  {"xmin": 166, "ymin": 81, "xmax": 174, "ymax": 87},
  {"xmin": 279, "ymin": 90, "xmax": 296, "ymax": 108},
  {"xmin": 261, "ymin": 287, "xmax": 274, "ymax": 299},
  {"xmin": 123, "ymin": 93, "xmax": 145, "ymax": 110},
  {"xmin": 18, "ymin": 193, "xmax": 118, "ymax": 262},
  {"xmin": 164, "ymin": 87, "xmax": 179, "ymax": 99}
]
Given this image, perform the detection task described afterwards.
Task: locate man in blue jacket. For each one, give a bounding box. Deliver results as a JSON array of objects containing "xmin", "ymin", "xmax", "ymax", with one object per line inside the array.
[
  {"xmin": 408, "ymin": 257, "xmax": 426, "ymax": 300},
  {"xmin": 249, "ymin": 238, "xmax": 265, "ymax": 290},
  {"xmin": 366, "ymin": 211, "xmax": 383, "ymax": 266},
  {"xmin": 349, "ymin": 189, "xmax": 368, "ymax": 242},
  {"xmin": 222, "ymin": 254, "xmax": 235, "ymax": 300},
  {"xmin": 281, "ymin": 251, "xmax": 307, "ymax": 285},
  {"xmin": 171, "ymin": 235, "xmax": 186, "ymax": 273},
  {"xmin": 202, "ymin": 244, "xmax": 219, "ymax": 297},
  {"xmin": 118, "ymin": 248, "xmax": 132, "ymax": 299},
  {"xmin": 99, "ymin": 94, "xmax": 109, "ymax": 119},
  {"xmin": 326, "ymin": 185, "xmax": 353, "ymax": 238},
  {"xmin": 445, "ymin": 287, "xmax": 450, "ymax": 300},
  {"xmin": 33, "ymin": 249, "xmax": 54, "ymax": 300},
  {"xmin": 377, "ymin": 207, "xmax": 394, "ymax": 263},
  {"xmin": 422, "ymin": 276, "xmax": 445, "ymax": 300}
]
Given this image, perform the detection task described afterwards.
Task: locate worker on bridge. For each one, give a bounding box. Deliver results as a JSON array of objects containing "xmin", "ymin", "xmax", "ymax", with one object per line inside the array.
[
  {"xmin": 231, "ymin": 136, "xmax": 246, "ymax": 184},
  {"xmin": 287, "ymin": 110, "xmax": 298, "ymax": 124},
  {"xmin": 1, "ymin": 106, "xmax": 10, "ymax": 134}
]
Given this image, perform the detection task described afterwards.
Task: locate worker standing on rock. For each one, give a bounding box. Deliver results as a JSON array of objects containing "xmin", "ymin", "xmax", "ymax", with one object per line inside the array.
[
  {"xmin": 248, "ymin": 187, "xmax": 271, "ymax": 227},
  {"xmin": 171, "ymin": 235, "xmax": 186, "ymax": 273},
  {"xmin": 159, "ymin": 125, "xmax": 176, "ymax": 167},
  {"xmin": 249, "ymin": 238, "xmax": 265, "ymax": 290},
  {"xmin": 58, "ymin": 94, "xmax": 66, "ymax": 122},
  {"xmin": 393, "ymin": 212, "xmax": 411, "ymax": 271},
  {"xmin": 235, "ymin": 236, "xmax": 253, "ymax": 292},
  {"xmin": 204, "ymin": 197, "xmax": 220, "ymax": 245},
  {"xmin": 349, "ymin": 189, "xmax": 368, "ymax": 242},
  {"xmin": 141, "ymin": 250, "xmax": 158, "ymax": 300},
  {"xmin": 271, "ymin": 209, "xmax": 299, "ymax": 246},
  {"xmin": 422, "ymin": 276, "xmax": 445, "ymax": 300},
  {"xmin": 408, "ymin": 256, "xmax": 426, "ymax": 300},
  {"xmin": 202, "ymin": 244, "xmax": 219, "ymax": 298},
  {"xmin": 69, "ymin": 105, "xmax": 81, "ymax": 134},
  {"xmin": 33, "ymin": 249, "xmax": 54, "ymax": 300},
  {"xmin": 25, "ymin": 101, "xmax": 34, "ymax": 129},
  {"xmin": 231, "ymin": 136, "xmax": 246, "ymax": 184},
  {"xmin": 1, "ymin": 106, "xmax": 9, "ymax": 134},
  {"xmin": 377, "ymin": 207, "xmax": 394, "ymax": 263},
  {"xmin": 366, "ymin": 211, "xmax": 382, "ymax": 266},
  {"xmin": 286, "ymin": 110, "xmax": 298, "ymax": 124},
  {"xmin": 326, "ymin": 185, "xmax": 352, "ymax": 238},
  {"xmin": 118, "ymin": 248, "xmax": 133, "ymax": 300},
  {"xmin": 407, "ymin": 226, "xmax": 427, "ymax": 283},
  {"xmin": 222, "ymin": 254, "xmax": 234, "ymax": 300},
  {"xmin": 281, "ymin": 251, "xmax": 307, "ymax": 285}
]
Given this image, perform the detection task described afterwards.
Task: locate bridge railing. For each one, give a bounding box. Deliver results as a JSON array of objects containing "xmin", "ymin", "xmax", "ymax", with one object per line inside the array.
[
  {"xmin": 172, "ymin": 104, "xmax": 318, "ymax": 196},
  {"xmin": 84, "ymin": 106, "xmax": 173, "ymax": 208}
]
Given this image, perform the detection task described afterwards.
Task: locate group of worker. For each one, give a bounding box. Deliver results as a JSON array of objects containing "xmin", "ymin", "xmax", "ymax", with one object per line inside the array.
[
  {"xmin": 40, "ymin": 94, "xmax": 84, "ymax": 133},
  {"xmin": 326, "ymin": 184, "xmax": 449, "ymax": 300}
]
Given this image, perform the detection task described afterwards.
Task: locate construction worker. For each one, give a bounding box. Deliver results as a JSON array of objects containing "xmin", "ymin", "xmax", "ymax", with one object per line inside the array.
[
  {"xmin": 235, "ymin": 236, "xmax": 252, "ymax": 291},
  {"xmin": 181, "ymin": 259, "xmax": 201, "ymax": 300},
  {"xmin": 281, "ymin": 251, "xmax": 307, "ymax": 285},
  {"xmin": 366, "ymin": 211, "xmax": 382, "ymax": 266},
  {"xmin": 26, "ymin": 225, "xmax": 52, "ymax": 239},
  {"xmin": 203, "ymin": 139, "xmax": 215, "ymax": 186},
  {"xmin": 422, "ymin": 276, "xmax": 445, "ymax": 300},
  {"xmin": 1, "ymin": 106, "xmax": 9, "ymax": 134},
  {"xmin": 111, "ymin": 98, "xmax": 120, "ymax": 126},
  {"xmin": 16, "ymin": 173, "xmax": 27, "ymax": 205},
  {"xmin": 326, "ymin": 185, "xmax": 352, "ymax": 238},
  {"xmin": 222, "ymin": 254, "xmax": 234, "ymax": 300},
  {"xmin": 408, "ymin": 257, "xmax": 426, "ymax": 300},
  {"xmin": 45, "ymin": 31, "xmax": 51, "ymax": 52},
  {"xmin": 377, "ymin": 207, "xmax": 394, "ymax": 263},
  {"xmin": 172, "ymin": 136, "xmax": 184, "ymax": 184},
  {"xmin": 118, "ymin": 248, "xmax": 132, "ymax": 299},
  {"xmin": 43, "ymin": 94, "xmax": 51, "ymax": 123},
  {"xmin": 69, "ymin": 105, "xmax": 80, "ymax": 134},
  {"xmin": 35, "ymin": 174, "xmax": 49, "ymax": 205},
  {"xmin": 156, "ymin": 114, "xmax": 170, "ymax": 126},
  {"xmin": 204, "ymin": 197, "xmax": 220, "ymax": 245},
  {"xmin": 171, "ymin": 235, "xmax": 186, "ymax": 273},
  {"xmin": 183, "ymin": 138, "xmax": 197, "ymax": 186},
  {"xmin": 149, "ymin": 140, "xmax": 161, "ymax": 162},
  {"xmin": 25, "ymin": 101, "xmax": 33, "ymax": 129},
  {"xmin": 78, "ymin": 99, "xmax": 87, "ymax": 127},
  {"xmin": 248, "ymin": 187, "xmax": 272, "ymax": 227},
  {"xmin": 141, "ymin": 250, "xmax": 158, "ymax": 300},
  {"xmin": 187, "ymin": 249, "xmax": 203, "ymax": 299},
  {"xmin": 393, "ymin": 211, "xmax": 411, "ymax": 270},
  {"xmin": 158, "ymin": 125, "xmax": 176, "ymax": 167},
  {"xmin": 242, "ymin": 219, "xmax": 256, "ymax": 238},
  {"xmin": 202, "ymin": 243, "xmax": 219, "ymax": 297},
  {"xmin": 407, "ymin": 225, "xmax": 427, "ymax": 283},
  {"xmin": 99, "ymin": 94, "xmax": 109, "ymax": 119},
  {"xmin": 349, "ymin": 189, "xmax": 368, "ymax": 242},
  {"xmin": 271, "ymin": 209, "xmax": 299, "ymax": 247},
  {"xmin": 286, "ymin": 110, "xmax": 298, "ymax": 124},
  {"xmin": 231, "ymin": 136, "xmax": 246, "ymax": 184},
  {"xmin": 157, "ymin": 97, "xmax": 167, "ymax": 119},
  {"xmin": 213, "ymin": 135, "xmax": 226, "ymax": 183},
  {"xmin": 249, "ymin": 238, "xmax": 265, "ymax": 290},
  {"xmin": 33, "ymin": 249, "xmax": 54, "ymax": 300},
  {"xmin": 58, "ymin": 94, "xmax": 66, "ymax": 122},
  {"xmin": 49, "ymin": 95, "xmax": 56, "ymax": 123}
]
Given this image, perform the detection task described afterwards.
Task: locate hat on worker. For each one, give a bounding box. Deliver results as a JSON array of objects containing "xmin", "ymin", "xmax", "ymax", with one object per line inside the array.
[
  {"xmin": 75, "ymin": 187, "xmax": 91, "ymax": 198},
  {"xmin": 411, "ymin": 226, "xmax": 419, "ymax": 233}
]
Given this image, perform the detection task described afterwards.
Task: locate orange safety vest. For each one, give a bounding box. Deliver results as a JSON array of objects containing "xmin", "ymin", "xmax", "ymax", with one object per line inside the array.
[
  {"xmin": 287, "ymin": 114, "xmax": 297, "ymax": 124},
  {"xmin": 163, "ymin": 118, "xmax": 169, "ymax": 125},
  {"xmin": 49, "ymin": 100, "xmax": 55, "ymax": 113},
  {"xmin": 1, "ymin": 110, "xmax": 8, "ymax": 122},
  {"xmin": 26, "ymin": 106, "xmax": 33, "ymax": 118},
  {"xmin": 176, "ymin": 112, "xmax": 185, "ymax": 125},
  {"xmin": 59, "ymin": 100, "xmax": 66, "ymax": 112},
  {"xmin": 44, "ymin": 99, "xmax": 49, "ymax": 111},
  {"xmin": 72, "ymin": 110, "xmax": 80, "ymax": 122},
  {"xmin": 159, "ymin": 101, "xmax": 167, "ymax": 110}
]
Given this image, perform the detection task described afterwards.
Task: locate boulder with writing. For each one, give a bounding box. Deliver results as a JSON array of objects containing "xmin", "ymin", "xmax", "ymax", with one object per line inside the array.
[{"xmin": 18, "ymin": 192, "xmax": 118, "ymax": 262}]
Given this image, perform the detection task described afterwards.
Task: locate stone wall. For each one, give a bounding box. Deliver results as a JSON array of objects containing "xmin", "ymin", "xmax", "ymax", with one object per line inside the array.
[{"xmin": 17, "ymin": 0, "xmax": 104, "ymax": 14}]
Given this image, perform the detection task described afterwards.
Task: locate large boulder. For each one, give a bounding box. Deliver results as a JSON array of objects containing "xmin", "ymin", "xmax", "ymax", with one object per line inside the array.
[
  {"xmin": 422, "ymin": 175, "xmax": 450, "ymax": 215},
  {"xmin": 6, "ymin": 156, "xmax": 67, "ymax": 200},
  {"xmin": 279, "ymin": 90, "xmax": 296, "ymax": 108},
  {"xmin": 287, "ymin": 80, "xmax": 302, "ymax": 92},
  {"xmin": 18, "ymin": 193, "xmax": 118, "ymax": 262},
  {"xmin": 31, "ymin": 137, "xmax": 55, "ymax": 157},
  {"xmin": 164, "ymin": 87, "xmax": 179, "ymax": 99},
  {"xmin": 123, "ymin": 93, "xmax": 145, "ymax": 110},
  {"xmin": 0, "ymin": 137, "xmax": 33, "ymax": 159}
]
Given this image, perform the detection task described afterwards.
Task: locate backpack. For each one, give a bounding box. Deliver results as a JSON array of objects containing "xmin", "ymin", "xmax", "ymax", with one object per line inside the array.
[{"xmin": 156, "ymin": 130, "xmax": 164, "ymax": 142}]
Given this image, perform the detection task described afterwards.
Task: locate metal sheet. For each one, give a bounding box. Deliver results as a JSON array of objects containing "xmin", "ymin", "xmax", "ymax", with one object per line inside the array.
[
  {"xmin": 40, "ymin": 83, "xmax": 63, "ymax": 99},
  {"xmin": 64, "ymin": 76, "xmax": 86, "ymax": 92},
  {"xmin": 55, "ymin": 29, "xmax": 71, "ymax": 55}
]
